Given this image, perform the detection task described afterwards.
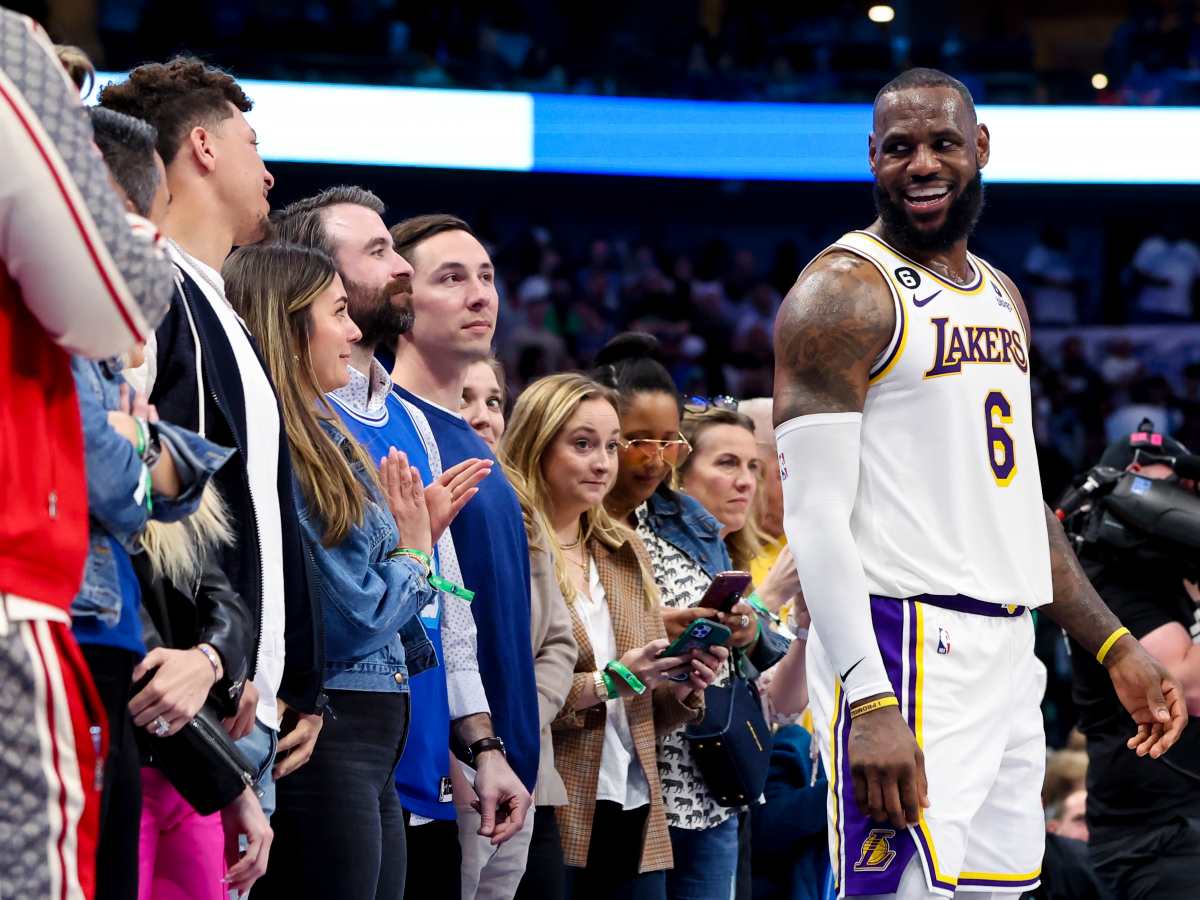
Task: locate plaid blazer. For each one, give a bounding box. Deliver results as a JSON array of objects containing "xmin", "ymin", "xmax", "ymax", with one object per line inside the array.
[{"xmin": 552, "ymin": 532, "xmax": 702, "ymax": 873}]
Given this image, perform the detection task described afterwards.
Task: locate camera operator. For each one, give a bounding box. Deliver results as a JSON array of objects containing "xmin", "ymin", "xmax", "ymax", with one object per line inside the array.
[{"xmin": 1065, "ymin": 424, "xmax": 1200, "ymax": 900}]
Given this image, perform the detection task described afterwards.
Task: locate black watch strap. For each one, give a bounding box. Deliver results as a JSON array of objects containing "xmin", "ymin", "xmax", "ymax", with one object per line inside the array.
[{"xmin": 465, "ymin": 736, "xmax": 505, "ymax": 765}]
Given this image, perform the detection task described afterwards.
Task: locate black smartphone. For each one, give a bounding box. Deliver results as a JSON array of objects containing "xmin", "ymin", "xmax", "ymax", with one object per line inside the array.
[{"xmin": 699, "ymin": 570, "xmax": 753, "ymax": 614}]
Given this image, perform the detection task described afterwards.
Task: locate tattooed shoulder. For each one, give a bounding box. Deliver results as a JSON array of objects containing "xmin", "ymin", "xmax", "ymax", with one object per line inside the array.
[{"xmin": 772, "ymin": 250, "xmax": 895, "ymax": 423}]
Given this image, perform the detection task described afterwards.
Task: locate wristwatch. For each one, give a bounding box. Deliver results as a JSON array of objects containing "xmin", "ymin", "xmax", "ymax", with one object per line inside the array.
[{"xmin": 463, "ymin": 736, "xmax": 506, "ymax": 766}]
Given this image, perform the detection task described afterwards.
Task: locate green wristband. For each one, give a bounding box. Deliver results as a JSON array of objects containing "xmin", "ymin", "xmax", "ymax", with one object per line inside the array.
[
  {"xmin": 605, "ymin": 660, "xmax": 647, "ymax": 696},
  {"xmin": 390, "ymin": 547, "xmax": 432, "ymax": 566},
  {"xmin": 389, "ymin": 548, "xmax": 475, "ymax": 602},
  {"xmin": 428, "ymin": 573, "xmax": 475, "ymax": 603},
  {"xmin": 600, "ymin": 670, "xmax": 619, "ymax": 700},
  {"xmin": 133, "ymin": 416, "xmax": 147, "ymax": 457}
]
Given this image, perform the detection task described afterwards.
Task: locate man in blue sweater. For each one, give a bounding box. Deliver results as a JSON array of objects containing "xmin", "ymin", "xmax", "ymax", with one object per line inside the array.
[
  {"xmin": 275, "ymin": 189, "xmax": 515, "ymax": 899},
  {"xmin": 390, "ymin": 213, "xmax": 541, "ymax": 900}
]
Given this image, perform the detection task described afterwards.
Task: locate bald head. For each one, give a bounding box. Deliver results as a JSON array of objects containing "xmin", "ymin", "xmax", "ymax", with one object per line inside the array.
[
  {"xmin": 740, "ymin": 398, "xmax": 774, "ymax": 446},
  {"xmin": 874, "ymin": 67, "xmax": 976, "ymax": 129},
  {"xmin": 741, "ymin": 398, "xmax": 784, "ymax": 540}
]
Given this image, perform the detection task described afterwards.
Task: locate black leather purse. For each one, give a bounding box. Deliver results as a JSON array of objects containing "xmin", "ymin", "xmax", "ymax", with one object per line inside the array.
[
  {"xmin": 136, "ymin": 700, "xmax": 256, "ymax": 815},
  {"xmin": 683, "ymin": 656, "xmax": 772, "ymax": 807},
  {"xmin": 134, "ymin": 586, "xmax": 256, "ymax": 816}
]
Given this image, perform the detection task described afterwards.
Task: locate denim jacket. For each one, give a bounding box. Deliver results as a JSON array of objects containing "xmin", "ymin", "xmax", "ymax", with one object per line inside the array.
[
  {"xmin": 70, "ymin": 356, "xmax": 233, "ymax": 626},
  {"xmin": 643, "ymin": 485, "xmax": 788, "ymax": 673},
  {"xmin": 643, "ymin": 485, "xmax": 731, "ymax": 578},
  {"xmin": 297, "ymin": 421, "xmax": 436, "ymax": 694}
]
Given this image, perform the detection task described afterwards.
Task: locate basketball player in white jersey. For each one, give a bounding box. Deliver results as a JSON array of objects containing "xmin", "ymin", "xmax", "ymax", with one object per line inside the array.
[{"xmin": 771, "ymin": 68, "xmax": 1187, "ymax": 899}]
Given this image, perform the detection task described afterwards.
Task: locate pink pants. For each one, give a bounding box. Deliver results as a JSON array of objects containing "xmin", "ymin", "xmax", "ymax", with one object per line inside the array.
[{"xmin": 138, "ymin": 767, "xmax": 225, "ymax": 900}]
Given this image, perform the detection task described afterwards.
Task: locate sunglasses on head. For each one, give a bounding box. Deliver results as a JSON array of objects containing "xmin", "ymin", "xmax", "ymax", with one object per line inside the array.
[{"xmin": 683, "ymin": 395, "xmax": 739, "ymax": 415}]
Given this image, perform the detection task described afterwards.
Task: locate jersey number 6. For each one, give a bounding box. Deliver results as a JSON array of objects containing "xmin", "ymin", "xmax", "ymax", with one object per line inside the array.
[{"xmin": 983, "ymin": 390, "xmax": 1017, "ymax": 487}]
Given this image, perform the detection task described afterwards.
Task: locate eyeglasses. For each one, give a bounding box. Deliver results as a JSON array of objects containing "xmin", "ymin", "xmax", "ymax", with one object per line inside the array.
[
  {"xmin": 618, "ymin": 433, "xmax": 692, "ymax": 467},
  {"xmin": 683, "ymin": 395, "xmax": 739, "ymax": 414}
]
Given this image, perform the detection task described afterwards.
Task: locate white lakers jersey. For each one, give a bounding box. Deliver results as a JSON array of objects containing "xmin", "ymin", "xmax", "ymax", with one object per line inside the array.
[{"xmin": 814, "ymin": 230, "xmax": 1052, "ymax": 610}]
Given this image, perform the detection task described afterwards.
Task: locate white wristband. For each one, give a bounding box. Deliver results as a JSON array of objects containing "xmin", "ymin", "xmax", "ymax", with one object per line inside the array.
[{"xmin": 195, "ymin": 643, "xmax": 222, "ymax": 681}]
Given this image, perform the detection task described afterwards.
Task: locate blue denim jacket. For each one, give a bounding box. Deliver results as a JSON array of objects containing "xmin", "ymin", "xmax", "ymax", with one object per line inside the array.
[
  {"xmin": 297, "ymin": 421, "xmax": 436, "ymax": 694},
  {"xmin": 643, "ymin": 485, "xmax": 789, "ymax": 672},
  {"xmin": 643, "ymin": 485, "xmax": 733, "ymax": 578},
  {"xmin": 70, "ymin": 357, "xmax": 234, "ymax": 626}
]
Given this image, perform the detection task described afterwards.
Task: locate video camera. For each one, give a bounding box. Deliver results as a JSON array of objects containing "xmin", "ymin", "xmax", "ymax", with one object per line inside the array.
[{"xmin": 1056, "ymin": 421, "xmax": 1200, "ymax": 579}]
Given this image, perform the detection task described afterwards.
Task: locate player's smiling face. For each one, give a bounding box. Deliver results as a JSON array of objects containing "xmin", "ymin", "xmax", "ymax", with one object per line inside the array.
[{"xmin": 869, "ymin": 86, "xmax": 989, "ymax": 249}]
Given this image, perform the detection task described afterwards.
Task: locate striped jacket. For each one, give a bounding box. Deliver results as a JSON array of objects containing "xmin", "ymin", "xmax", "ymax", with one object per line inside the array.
[
  {"xmin": 552, "ymin": 532, "xmax": 702, "ymax": 873},
  {"xmin": 0, "ymin": 9, "xmax": 172, "ymax": 611}
]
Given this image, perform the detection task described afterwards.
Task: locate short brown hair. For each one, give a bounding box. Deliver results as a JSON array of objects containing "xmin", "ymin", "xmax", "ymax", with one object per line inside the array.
[
  {"xmin": 98, "ymin": 57, "xmax": 252, "ymax": 165},
  {"xmin": 389, "ymin": 213, "xmax": 477, "ymax": 266},
  {"xmin": 273, "ymin": 185, "xmax": 386, "ymax": 257}
]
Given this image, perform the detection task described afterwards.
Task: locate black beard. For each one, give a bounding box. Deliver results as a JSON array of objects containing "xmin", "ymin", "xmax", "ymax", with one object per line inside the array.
[
  {"xmin": 344, "ymin": 276, "xmax": 414, "ymax": 351},
  {"xmin": 874, "ymin": 171, "xmax": 985, "ymax": 255}
]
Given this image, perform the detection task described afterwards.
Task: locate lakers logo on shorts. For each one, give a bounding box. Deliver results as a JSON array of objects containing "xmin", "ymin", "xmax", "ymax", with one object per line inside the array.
[{"xmin": 854, "ymin": 828, "xmax": 898, "ymax": 872}]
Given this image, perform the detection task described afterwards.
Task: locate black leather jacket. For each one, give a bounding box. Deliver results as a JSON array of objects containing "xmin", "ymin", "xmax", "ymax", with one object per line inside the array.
[
  {"xmin": 134, "ymin": 550, "xmax": 251, "ymax": 718},
  {"xmin": 149, "ymin": 266, "xmax": 325, "ymax": 714}
]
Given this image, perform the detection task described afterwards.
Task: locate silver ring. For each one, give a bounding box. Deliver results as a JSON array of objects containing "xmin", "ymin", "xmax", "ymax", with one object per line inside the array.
[
  {"xmin": 739, "ymin": 614, "xmax": 750, "ymax": 628},
  {"xmin": 152, "ymin": 716, "xmax": 170, "ymax": 737}
]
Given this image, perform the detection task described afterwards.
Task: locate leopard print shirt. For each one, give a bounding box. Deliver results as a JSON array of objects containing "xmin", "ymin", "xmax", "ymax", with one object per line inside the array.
[{"xmin": 635, "ymin": 504, "xmax": 735, "ymax": 831}]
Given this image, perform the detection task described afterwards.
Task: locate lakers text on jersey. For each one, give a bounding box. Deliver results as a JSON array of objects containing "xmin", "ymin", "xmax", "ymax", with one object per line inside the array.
[
  {"xmin": 820, "ymin": 229, "xmax": 1052, "ymax": 613},
  {"xmin": 798, "ymin": 231, "xmax": 1053, "ymax": 897}
]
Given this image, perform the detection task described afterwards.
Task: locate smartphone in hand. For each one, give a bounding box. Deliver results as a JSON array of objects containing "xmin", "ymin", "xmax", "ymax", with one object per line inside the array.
[
  {"xmin": 699, "ymin": 571, "xmax": 753, "ymax": 614},
  {"xmin": 657, "ymin": 618, "xmax": 732, "ymax": 682}
]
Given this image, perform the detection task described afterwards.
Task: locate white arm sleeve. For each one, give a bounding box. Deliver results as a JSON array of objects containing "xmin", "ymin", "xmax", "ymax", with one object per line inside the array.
[{"xmin": 776, "ymin": 412, "xmax": 893, "ymax": 706}]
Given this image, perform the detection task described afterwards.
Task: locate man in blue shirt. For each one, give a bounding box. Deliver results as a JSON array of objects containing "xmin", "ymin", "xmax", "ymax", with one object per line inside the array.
[
  {"xmin": 390, "ymin": 213, "xmax": 541, "ymax": 900},
  {"xmin": 275, "ymin": 189, "xmax": 514, "ymax": 899}
]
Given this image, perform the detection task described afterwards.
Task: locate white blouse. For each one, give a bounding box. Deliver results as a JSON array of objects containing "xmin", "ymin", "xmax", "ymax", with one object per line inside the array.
[{"xmin": 576, "ymin": 558, "xmax": 650, "ymax": 810}]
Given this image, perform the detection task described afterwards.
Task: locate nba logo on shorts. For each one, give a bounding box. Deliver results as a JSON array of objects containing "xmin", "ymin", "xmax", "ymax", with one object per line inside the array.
[
  {"xmin": 778, "ymin": 451, "xmax": 788, "ymax": 481},
  {"xmin": 854, "ymin": 828, "xmax": 897, "ymax": 872},
  {"xmin": 937, "ymin": 627, "xmax": 951, "ymax": 655}
]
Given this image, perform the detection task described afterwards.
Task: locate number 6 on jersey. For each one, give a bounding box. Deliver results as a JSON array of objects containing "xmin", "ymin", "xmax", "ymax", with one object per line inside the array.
[{"xmin": 983, "ymin": 390, "xmax": 1016, "ymax": 486}]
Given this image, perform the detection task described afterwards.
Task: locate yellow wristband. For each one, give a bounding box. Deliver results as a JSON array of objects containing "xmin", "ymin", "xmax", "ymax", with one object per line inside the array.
[
  {"xmin": 1096, "ymin": 626, "xmax": 1131, "ymax": 665},
  {"xmin": 850, "ymin": 696, "xmax": 899, "ymax": 719}
]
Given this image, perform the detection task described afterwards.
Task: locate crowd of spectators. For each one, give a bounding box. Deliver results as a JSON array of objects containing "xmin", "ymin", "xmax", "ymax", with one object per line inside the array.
[{"xmin": 76, "ymin": 1, "xmax": 1200, "ymax": 105}]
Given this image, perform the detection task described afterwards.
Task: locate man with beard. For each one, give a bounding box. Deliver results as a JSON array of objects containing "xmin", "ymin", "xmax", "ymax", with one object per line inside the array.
[
  {"xmin": 771, "ymin": 68, "xmax": 1186, "ymax": 900},
  {"xmin": 273, "ymin": 188, "xmax": 517, "ymax": 899}
]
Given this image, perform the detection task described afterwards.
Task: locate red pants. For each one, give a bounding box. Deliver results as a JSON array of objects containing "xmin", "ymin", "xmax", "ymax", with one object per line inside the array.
[{"xmin": 0, "ymin": 611, "xmax": 106, "ymax": 900}]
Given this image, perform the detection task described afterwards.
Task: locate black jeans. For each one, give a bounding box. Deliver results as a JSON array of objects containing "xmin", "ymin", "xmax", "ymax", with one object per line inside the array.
[
  {"xmin": 565, "ymin": 801, "xmax": 666, "ymax": 900},
  {"xmin": 1090, "ymin": 818, "xmax": 1200, "ymax": 900},
  {"xmin": 256, "ymin": 689, "xmax": 411, "ymax": 900},
  {"xmin": 515, "ymin": 805, "xmax": 566, "ymax": 900},
  {"xmin": 80, "ymin": 644, "xmax": 141, "ymax": 900},
  {"xmin": 402, "ymin": 812, "xmax": 461, "ymax": 900}
]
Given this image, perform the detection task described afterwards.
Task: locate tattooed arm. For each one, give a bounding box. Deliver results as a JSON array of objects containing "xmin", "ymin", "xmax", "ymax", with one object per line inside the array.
[
  {"xmin": 995, "ymin": 262, "xmax": 1186, "ymax": 758},
  {"xmin": 1042, "ymin": 499, "xmax": 1187, "ymax": 757},
  {"xmin": 772, "ymin": 252, "xmax": 930, "ymax": 828},
  {"xmin": 772, "ymin": 252, "xmax": 893, "ymax": 419}
]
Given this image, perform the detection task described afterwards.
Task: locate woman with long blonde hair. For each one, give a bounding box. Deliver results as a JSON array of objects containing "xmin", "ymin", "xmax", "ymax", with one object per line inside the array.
[
  {"xmin": 225, "ymin": 242, "xmax": 438, "ymax": 900},
  {"xmin": 499, "ymin": 372, "xmax": 725, "ymax": 900}
]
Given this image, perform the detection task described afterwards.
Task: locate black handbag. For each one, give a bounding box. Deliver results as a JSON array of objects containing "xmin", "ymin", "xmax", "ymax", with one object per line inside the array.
[
  {"xmin": 133, "ymin": 597, "xmax": 256, "ymax": 816},
  {"xmin": 683, "ymin": 657, "xmax": 773, "ymax": 807},
  {"xmin": 137, "ymin": 701, "xmax": 256, "ymax": 815}
]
